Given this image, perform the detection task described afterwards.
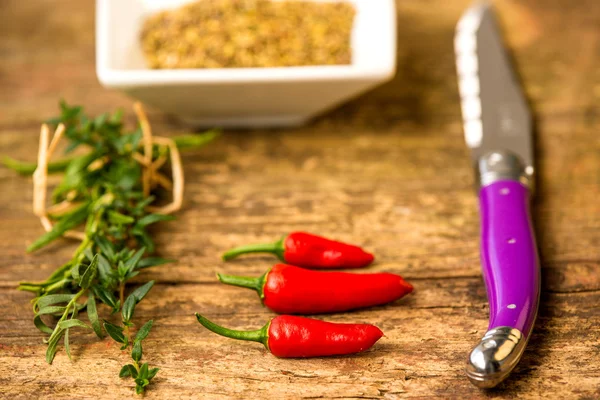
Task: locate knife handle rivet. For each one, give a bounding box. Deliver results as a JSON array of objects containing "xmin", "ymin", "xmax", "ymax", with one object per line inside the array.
[
  {"xmin": 507, "ymin": 238, "xmax": 516, "ymax": 244},
  {"xmin": 500, "ymin": 188, "xmax": 510, "ymax": 195},
  {"xmin": 507, "ymin": 304, "xmax": 517, "ymax": 309}
]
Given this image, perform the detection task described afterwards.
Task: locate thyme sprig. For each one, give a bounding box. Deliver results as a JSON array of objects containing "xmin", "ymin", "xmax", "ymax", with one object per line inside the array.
[{"xmin": 4, "ymin": 101, "xmax": 218, "ymax": 394}]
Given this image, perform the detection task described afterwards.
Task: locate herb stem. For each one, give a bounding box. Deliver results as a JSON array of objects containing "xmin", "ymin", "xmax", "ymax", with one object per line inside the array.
[
  {"xmin": 45, "ymin": 261, "xmax": 74, "ymax": 282},
  {"xmin": 58, "ymin": 288, "xmax": 87, "ymax": 323},
  {"xmin": 44, "ymin": 278, "xmax": 71, "ymax": 294},
  {"xmin": 2, "ymin": 155, "xmax": 75, "ymax": 175},
  {"xmin": 19, "ymin": 284, "xmax": 43, "ymax": 293},
  {"xmin": 119, "ymin": 282, "xmax": 125, "ymax": 308}
]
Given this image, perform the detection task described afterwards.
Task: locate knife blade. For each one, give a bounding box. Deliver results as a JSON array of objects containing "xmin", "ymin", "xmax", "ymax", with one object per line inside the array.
[{"xmin": 454, "ymin": 2, "xmax": 541, "ymax": 388}]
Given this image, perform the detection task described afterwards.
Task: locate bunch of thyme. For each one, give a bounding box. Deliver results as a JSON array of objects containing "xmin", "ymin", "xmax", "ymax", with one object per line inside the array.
[{"xmin": 3, "ymin": 101, "xmax": 218, "ymax": 394}]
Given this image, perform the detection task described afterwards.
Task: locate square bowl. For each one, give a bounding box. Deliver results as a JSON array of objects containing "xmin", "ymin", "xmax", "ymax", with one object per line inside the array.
[{"xmin": 96, "ymin": 0, "xmax": 397, "ymax": 127}]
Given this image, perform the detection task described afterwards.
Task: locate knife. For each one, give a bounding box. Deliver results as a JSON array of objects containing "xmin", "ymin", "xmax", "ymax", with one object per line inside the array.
[{"xmin": 454, "ymin": 2, "xmax": 541, "ymax": 388}]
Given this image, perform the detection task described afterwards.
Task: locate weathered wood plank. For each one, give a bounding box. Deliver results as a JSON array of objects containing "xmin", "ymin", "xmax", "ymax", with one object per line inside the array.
[
  {"xmin": 1, "ymin": 284, "xmax": 599, "ymax": 399},
  {"xmin": 1, "ymin": 0, "xmax": 600, "ymax": 398}
]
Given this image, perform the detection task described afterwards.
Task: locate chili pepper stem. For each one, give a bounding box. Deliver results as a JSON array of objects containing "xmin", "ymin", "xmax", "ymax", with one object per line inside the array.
[
  {"xmin": 195, "ymin": 313, "xmax": 270, "ymax": 350},
  {"xmin": 221, "ymin": 238, "xmax": 285, "ymax": 261},
  {"xmin": 216, "ymin": 272, "xmax": 267, "ymax": 299}
]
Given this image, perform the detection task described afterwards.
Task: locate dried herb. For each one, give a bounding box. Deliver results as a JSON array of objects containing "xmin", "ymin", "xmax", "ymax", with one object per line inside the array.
[
  {"xmin": 140, "ymin": 0, "xmax": 355, "ymax": 69},
  {"xmin": 4, "ymin": 101, "xmax": 218, "ymax": 394}
]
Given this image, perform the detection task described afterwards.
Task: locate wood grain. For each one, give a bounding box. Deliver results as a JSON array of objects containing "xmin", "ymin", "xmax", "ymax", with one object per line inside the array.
[{"xmin": 1, "ymin": 0, "xmax": 600, "ymax": 398}]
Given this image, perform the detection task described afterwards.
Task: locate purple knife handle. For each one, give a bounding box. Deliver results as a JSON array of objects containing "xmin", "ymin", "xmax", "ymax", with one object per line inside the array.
[
  {"xmin": 479, "ymin": 180, "xmax": 540, "ymax": 335},
  {"xmin": 466, "ymin": 152, "xmax": 540, "ymax": 388}
]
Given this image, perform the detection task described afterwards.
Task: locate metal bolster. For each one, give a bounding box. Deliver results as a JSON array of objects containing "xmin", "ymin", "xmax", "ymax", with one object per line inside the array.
[
  {"xmin": 476, "ymin": 150, "xmax": 533, "ymax": 191},
  {"xmin": 465, "ymin": 326, "xmax": 527, "ymax": 389}
]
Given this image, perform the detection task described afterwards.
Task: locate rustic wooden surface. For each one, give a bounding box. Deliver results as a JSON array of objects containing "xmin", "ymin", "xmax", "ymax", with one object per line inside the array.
[{"xmin": 1, "ymin": 0, "xmax": 600, "ymax": 398}]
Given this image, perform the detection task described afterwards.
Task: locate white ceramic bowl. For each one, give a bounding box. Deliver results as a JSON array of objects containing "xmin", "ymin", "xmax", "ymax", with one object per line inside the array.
[{"xmin": 96, "ymin": 0, "xmax": 396, "ymax": 127}]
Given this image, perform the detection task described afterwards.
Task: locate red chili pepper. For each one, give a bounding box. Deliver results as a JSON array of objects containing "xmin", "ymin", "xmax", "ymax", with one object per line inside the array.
[
  {"xmin": 217, "ymin": 263, "xmax": 413, "ymax": 314},
  {"xmin": 222, "ymin": 232, "xmax": 374, "ymax": 269},
  {"xmin": 195, "ymin": 313, "xmax": 383, "ymax": 358}
]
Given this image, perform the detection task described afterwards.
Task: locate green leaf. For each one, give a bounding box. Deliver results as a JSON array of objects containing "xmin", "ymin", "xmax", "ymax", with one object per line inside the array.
[
  {"xmin": 131, "ymin": 340, "xmax": 142, "ymax": 362},
  {"xmin": 122, "ymin": 293, "xmax": 137, "ymax": 323},
  {"xmin": 135, "ymin": 377, "xmax": 150, "ymax": 389},
  {"xmin": 64, "ymin": 328, "xmax": 71, "ymax": 360},
  {"xmin": 103, "ymin": 321, "xmax": 126, "ymax": 344},
  {"xmin": 96, "ymin": 254, "xmax": 113, "ymax": 284},
  {"xmin": 133, "ymin": 196, "xmax": 156, "ymax": 212},
  {"xmin": 87, "ymin": 294, "xmax": 103, "ymax": 338},
  {"xmin": 83, "ymin": 248, "xmax": 94, "ymax": 261},
  {"xmin": 92, "ymin": 285, "xmax": 119, "ymax": 312},
  {"xmin": 135, "ymin": 320, "xmax": 153, "ymax": 342},
  {"xmin": 71, "ymin": 262, "xmax": 82, "ymax": 281},
  {"xmin": 120, "ymin": 364, "xmax": 139, "ymax": 379},
  {"xmin": 124, "ymin": 271, "xmax": 139, "ymax": 280},
  {"xmin": 124, "ymin": 247, "xmax": 146, "ymax": 273},
  {"xmin": 35, "ymin": 294, "xmax": 75, "ymax": 310},
  {"xmin": 173, "ymin": 130, "xmax": 220, "ymax": 150},
  {"xmin": 147, "ymin": 367, "xmax": 159, "ymax": 380},
  {"xmin": 135, "ymin": 214, "xmax": 175, "ymax": 228},
  {"xmin": 51, "ymin": 153, "xmax": 96, "ymax": 200},
  {"xmin": 110, "ymin": 108, "xmax": 124, "ymax": 124},
  {"xmin": 119, "ymin": 365, "xmax": 131, "ymax": 378},
  {"xmin": 137, "ymin": 257, "xmax": 175, "ymax": 269},
  {"xmin": 128, "ymin": 129, "xmax": 142, "ymax": 150},
  {"xmin": 122, "ymin": 281, "xmax": 154, "ymax": 323},
  {"xmin": 96, "ymin": 236, "xmax": 116, "ymax": 260},
  {"xmin": 46, "ymin": 327, "xmax": 65, "ymax": 364},
  {"xmin": 133, "ymin": 231, "xmax": 155, "ymax": 253},
  {"xmin": 58, "ymin": 100, "xmax": 82, "ymax": 121},
  {"xmin": 105, "ymin": 158, "xmax": 141, "ymax": 191},
  {"xmin": 130, "ymin": 281, "xmax": 155, "ymax": 303},
  {"xmin": 94, "ymin": 113, "xmax": 108, "ymax": 128},
  {"xmin": 117, "ymin": 261, "xmax": 128, "ymax": 279},
  {"xmin": 33, "ymin": 315, "xmax": 54, "ymax": 334},
  {"xmin": 27, "ymin": 202, "xmax": 90, "ymax": 252},
  {"xmin": 79, "ymin": 254, "xmax": 99, "ymax": 289},
  {"xmin": 108, "ymin": 210, "xmax": 135, "ymax": 225},
  {"xmin": 124, "ymin": 364, "xmax": 138, "ymax": 378},
  {"xmin": 138, "ymin": 363, "xmax": 149, "ymax": 379},
  {"xmin": 57, "ymin": 319, "xmax": 91, "ymax": 330},
  {"xmin": 135, "ymin": 384, "xmax": 145, "ymax": 395},
  {"xmin": 36, "ymin": 306, "xmax": 67, "ymax": 316}
]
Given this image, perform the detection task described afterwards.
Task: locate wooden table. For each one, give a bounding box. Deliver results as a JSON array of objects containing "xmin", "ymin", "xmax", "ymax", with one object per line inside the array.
[{"xmin": 1, "ymin": 0, "xmax": 599, "ymax": 398}]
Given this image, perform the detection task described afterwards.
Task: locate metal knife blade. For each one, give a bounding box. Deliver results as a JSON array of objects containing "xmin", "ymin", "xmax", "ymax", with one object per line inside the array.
[{"xmin": 455, "ymin": 1, "xmax": 534, "ymax": 185}]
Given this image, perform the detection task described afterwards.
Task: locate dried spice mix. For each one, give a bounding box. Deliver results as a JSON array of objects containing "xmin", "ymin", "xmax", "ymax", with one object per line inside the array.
[{"xmin": 141, "ymin": 0, "xmax": 355, "ymax": 69}]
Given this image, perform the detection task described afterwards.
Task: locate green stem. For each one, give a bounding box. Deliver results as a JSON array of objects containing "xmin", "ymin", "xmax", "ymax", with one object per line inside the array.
[
  {"xmin": 18, "ymin": 277, "xmax": 70, "ymax": 293},
  {"xmin": 47, "ymin": 261, "xmax": 75, "ymax": 282},
  {"xmin": 172, "ymin": 130, "xmax": 220, "ymax": 150},
  {"xmin": 195, "ymin": 313, "xmax": 270, "ymax": 349},
  {"xmin": 119, "ymin": 282, "xmax": 125, "ymax": 310},
  {"xmin": 216, "ymin": 272, "xmax": 267, "ymax": 299},
  {"xmin": 2, "ymin": 156, "xmax": 75, "ymax": 175},
  {"xmin": 43, "ymin": 278, "xmax": 71, "ymax": 294},
  {"xmin": 59, "ymin": 236, "xmax": 92, "ymax": 281},
  {"xmin": 18, "ymin": 284, "xmax": 43, "ymax": 293},
  {"xmin": 58, "ymin": 288, "xmax": 86, "ymax": 324},
  {"xmin": 221, "ymin": 238, "xmax": 285, "ymax": 261}
]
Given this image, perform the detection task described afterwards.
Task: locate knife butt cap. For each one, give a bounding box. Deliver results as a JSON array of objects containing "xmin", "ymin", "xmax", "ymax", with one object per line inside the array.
[{"xmin": 466, "ymin": 326, "xmax": 527, "ymax": 389}]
